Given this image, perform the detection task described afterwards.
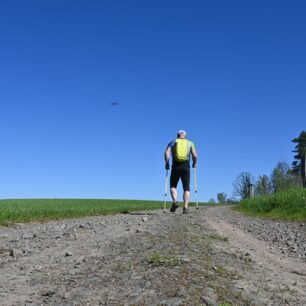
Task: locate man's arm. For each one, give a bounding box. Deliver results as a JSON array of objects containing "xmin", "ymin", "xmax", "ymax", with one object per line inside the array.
[
  {"xmin": 164, "ymin": 146, "xmax": 171, "ymax": 169},
  {"xmin": 191, "ymin": 145, "xmax": 198, "ymax": 168}
]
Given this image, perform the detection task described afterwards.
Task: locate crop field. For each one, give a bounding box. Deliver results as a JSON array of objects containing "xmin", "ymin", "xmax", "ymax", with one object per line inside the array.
[{"xmin": 0, "ymin": 199, "xmax": 206, "ymax": 226}]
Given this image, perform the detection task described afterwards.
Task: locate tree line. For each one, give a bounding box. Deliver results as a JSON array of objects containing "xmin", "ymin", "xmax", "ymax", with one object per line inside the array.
[{"xmin": 213, "ymin": 131, "xmax": 306, "ymax": 204}]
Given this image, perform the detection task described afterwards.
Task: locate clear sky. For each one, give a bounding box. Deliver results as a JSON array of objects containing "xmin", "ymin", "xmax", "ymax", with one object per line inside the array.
[{"xmin": 1, "ymin": 1, "xmax": 305, "ymax": 201}]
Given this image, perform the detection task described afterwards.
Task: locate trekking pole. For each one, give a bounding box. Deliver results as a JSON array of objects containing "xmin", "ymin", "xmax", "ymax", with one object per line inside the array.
[
  {"xmin": 163, "ymin": 169, "xmax": 169, "ymax": 213},
  {"xmin": 193, "ymin": 167, "xmax": 199, "ymax": 209}
]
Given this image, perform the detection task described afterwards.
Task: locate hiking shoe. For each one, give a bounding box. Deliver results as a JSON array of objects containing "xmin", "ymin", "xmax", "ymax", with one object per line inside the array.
[
  {"xmin": 170, "ymin": 202, "xmax": 179, "ymax": 212},
  {"xmin": 183, "ymin": 207, "xmax": 188, "ymax": 214}
]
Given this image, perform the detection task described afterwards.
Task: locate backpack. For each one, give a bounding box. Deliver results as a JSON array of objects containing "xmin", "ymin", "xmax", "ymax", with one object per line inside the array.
[{"xmin": 173, "ymin": 139, "xmax": 190, "ymax": 162}]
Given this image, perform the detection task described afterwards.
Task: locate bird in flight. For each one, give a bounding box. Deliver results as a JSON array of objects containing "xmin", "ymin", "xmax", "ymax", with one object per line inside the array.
[{"xmin": 110, "ymin": 102, "xmax": 119, "ymax": 106}]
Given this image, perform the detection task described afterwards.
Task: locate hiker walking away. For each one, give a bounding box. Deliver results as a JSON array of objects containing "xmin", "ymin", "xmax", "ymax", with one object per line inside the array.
[{"xmin": 164, "ymin": 130, "xmax": 197, "ymax": 213}]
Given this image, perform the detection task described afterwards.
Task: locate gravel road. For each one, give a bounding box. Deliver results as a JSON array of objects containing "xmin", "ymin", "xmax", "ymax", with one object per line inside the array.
[{"xmin": 0, "ymin": 206, "xmax": 305, "ymax": 306}]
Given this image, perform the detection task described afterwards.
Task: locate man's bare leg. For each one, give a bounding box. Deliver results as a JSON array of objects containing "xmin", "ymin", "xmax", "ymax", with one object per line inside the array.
[
  {"xmin": 170, "ymin": 187, "xmax": 179, "ymax": 212},
  {"xmin": 183, "ymin": 191, "xmax": 190, "ymax": 208},
  {"xmin": 170, "ymin": 187, "xmax": 178, "ymax": 203}
]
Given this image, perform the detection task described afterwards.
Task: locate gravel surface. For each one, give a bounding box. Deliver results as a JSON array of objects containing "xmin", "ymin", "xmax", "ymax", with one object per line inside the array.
[
  {"xmin": 0, "ymin": 206, "xmax": 305, "ymax": 305},
  {"xmin": 212, "ymin": 206, "xmax": 306, "ymax": 260}
]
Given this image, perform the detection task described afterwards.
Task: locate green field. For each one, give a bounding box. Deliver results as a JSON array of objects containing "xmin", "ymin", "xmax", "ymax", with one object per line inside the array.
[
  {"xmin": 0, "ymin": 199, "xmax": 206, "ymax": 226},
  {"xmin": 234, "ymin": 188, "xmax": 306, "ymax": 221}
]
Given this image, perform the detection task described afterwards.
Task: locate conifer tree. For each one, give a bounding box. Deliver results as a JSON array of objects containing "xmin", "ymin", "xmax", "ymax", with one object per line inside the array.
[{"xmin": 292, "ymin": 131, "xmax": 306, "ymax": 188}]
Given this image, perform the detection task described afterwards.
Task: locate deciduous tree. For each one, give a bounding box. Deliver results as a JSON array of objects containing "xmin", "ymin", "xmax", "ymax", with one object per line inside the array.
[
  {"xmin": 271, "ymin": 161, "xmax": 300, "ymax": 193},
  {"xmin": 217, "ymin": 192, "xmax": 227, "ymax": 204},
  {"xmin": 255, "ymin": 175, "xmax": 273, "ymax": 196},
  {"xmin": 233, "ymin": 172, "xmax": 253, "ymax": 200}
]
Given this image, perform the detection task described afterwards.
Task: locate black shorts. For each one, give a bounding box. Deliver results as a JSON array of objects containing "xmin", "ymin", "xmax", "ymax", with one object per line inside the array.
[{"xmin": 170, "ymin": 162, "xmax": 190, "ymax": 192}]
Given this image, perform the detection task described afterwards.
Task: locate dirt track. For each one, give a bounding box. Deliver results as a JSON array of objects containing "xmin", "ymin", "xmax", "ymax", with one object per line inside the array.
[{"xmin": 0, "ymin": 206, "xmax": 306, "ymax": 306}]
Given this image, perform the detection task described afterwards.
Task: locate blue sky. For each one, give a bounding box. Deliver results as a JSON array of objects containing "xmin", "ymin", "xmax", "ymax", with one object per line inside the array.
[{"xmin": 0, "ymin": 1, "xmax": 305, "ymax": 201}]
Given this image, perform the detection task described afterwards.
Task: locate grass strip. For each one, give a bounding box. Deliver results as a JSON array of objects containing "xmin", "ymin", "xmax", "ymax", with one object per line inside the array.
[
  {"xmin": 0, "ymin": 199, "xmax": 207, "ymax": 226},
  {"xmin": 233, "ymin": 188, "xmax": 306, "ymax": 221}
]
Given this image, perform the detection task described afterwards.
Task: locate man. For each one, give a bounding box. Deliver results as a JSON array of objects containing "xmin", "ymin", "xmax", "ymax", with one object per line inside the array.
[{"xmin": 164, "ymin": 130, "xmax": 197, "ymax": 214}]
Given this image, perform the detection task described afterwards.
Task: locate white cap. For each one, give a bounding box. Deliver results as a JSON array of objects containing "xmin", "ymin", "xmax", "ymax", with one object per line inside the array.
[{"xmin": 178, "ymin": 130, "xmax": 186, "ymax": 136}]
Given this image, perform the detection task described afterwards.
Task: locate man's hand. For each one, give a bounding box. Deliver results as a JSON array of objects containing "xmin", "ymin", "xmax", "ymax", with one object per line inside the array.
[
  {"xmin": 191, "ymin": 146, "xmax": 197, "ymax": 169},
  {"xmin": 165, "ymin": 162, "xmax": 170, "ymax": 170}
]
